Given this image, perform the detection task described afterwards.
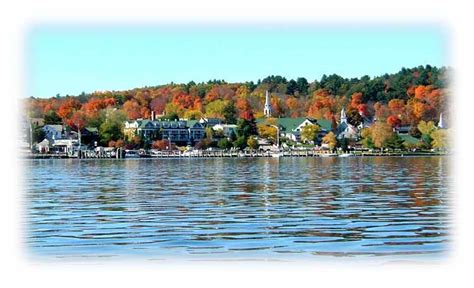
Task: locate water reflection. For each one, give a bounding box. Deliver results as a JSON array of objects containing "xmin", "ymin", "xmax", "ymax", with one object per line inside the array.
[{"xmin": 24, "ymin": 157, "xmax": 450, "ymax": 260}]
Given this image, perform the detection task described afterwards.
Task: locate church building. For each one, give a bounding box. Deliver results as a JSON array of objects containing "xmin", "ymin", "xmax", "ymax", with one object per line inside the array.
[{"xmin": 336, "ymin": 108, "xmax": 359, "ymax": 140}]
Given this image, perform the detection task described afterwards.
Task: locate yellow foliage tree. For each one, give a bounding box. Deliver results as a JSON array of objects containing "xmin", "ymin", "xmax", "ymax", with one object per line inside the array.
[
  {"xmin": 360, "ymin": 127, "xmax": 371, "ymax": 139},
  {"xmin": 183, "ymin": 109, "xmax": 203, "ymax": 120},
  {"xmin": 370, "ymin": 122, "xmax": 394, "ymax": 148},
  {"xmin": 247, "ymin": 137, "xmax": 259, "ymax": 150},
  {"xmin": 301, "ymin": 123, "xmax": 320, "ymax": 143},
  {"xmin": 417, "ymin": 120, "xmax": 436, "ymax": 136},
  {"xmin": 431, "ymin": 129, "xmax": 449, "ymax": 149},
  {"xmin": 322, "ymin": 132, "xmax": 337, "ymax": 150},
  {"xmin": 257, "ymin": 124, "xmax": 278, "ymax": 142},
  {"xmin": 164, "ymin": 102, "xmax": 184, "ymax": 118},
  {"xmin": 205, "ymin": 100, "xmax": 229, "ymax": 119}
]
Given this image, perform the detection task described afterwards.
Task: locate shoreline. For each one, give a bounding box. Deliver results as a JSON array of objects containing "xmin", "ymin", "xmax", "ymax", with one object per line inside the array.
[{"xmin": 21, "ymin": 151, "xmax": 449, "ymax": 160}]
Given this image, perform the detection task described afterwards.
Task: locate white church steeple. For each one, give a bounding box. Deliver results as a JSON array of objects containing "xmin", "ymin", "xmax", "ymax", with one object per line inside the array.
[
  {"xmin": 264, "ymin": 90, "xmax": 272, "ymax": 117},
  {"xmin": 340, "ymin": 107, "xmax": 347, "ymax": 124},
  {"xmin": 438, "ymin": 112, "xmax": 445, "ymax": 129}
]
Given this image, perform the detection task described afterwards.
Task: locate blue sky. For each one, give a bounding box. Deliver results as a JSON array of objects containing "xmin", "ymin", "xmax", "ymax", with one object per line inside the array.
[{"xmin": 26, "ymin": 25, "xmax": 447, "ymax": 98}]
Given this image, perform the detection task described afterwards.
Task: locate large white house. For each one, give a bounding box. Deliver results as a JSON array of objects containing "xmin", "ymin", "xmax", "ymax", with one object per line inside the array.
[{"xmin": 257, "ymin": 117, "xmax": 332, "ymax": 143}]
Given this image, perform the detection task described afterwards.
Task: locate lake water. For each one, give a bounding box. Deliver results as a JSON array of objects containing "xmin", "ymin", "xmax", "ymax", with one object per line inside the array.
[{"xmin": 23, "ymin": 156, "xmax": 451, "ymax": 262}]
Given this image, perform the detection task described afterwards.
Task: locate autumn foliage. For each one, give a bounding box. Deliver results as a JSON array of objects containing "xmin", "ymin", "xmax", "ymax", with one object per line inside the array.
[{"xmin": 24, "ymin": 65, "xmax": 449, "ymax": 149}]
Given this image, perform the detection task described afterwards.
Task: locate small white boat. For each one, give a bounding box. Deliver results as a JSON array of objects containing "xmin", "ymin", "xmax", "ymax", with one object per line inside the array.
[
  {"xmin": 271, "ymin": 152, "xmax": 284, "ymax": 158},
  {"xmin": 150, "ymin": 149, "xmax": 161, "ymax": 157},
  {"xmin": 124, "ymin": 150, "xmax": 140, "ymax": 158},
  {"xmin": 320, "ymin": 153, "xmax": 337, "ymax": 157},
  {"xmin": 338, "ymin": 153, "xmax": 353, "ymax": 157}
]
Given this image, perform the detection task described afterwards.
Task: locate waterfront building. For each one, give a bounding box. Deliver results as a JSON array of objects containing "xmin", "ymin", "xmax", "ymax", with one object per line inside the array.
[
  {"xmin": 199, "ymin": 117, "xmax": 223, "ymax": 127},
  {"xmin": 36, "ymin": 139, "xmax": 51, "ymax": 153},
  {"xmin": 42, "ymin": 124, "xmax": 64, "ymax": 141},
  {"xmin": 51, "ymin": 139, "xmax": 80, "ymax": 155},
  {"xmin": 256, "ymin": 117, "xmax": 332, "ymax": 143},
  {"xmin": 212, "ymin": 124, "xmax": 237, "ymax": 138},
  {"xmin": 63, "ymin": 127, "xmax": 100, "ymax": 145},
  {"xmin": 186, "ymin": 120, "xmax": 206, "ymax": 143},
  {"xmin": 123, "ymin": 119, "xmax": 206, "ymax": 145}
]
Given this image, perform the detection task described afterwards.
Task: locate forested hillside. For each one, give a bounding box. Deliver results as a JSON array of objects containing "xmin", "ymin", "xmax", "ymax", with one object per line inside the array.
[{"xmin": 24, "ymin": 64, "xmax": 450, "ymax": 146}]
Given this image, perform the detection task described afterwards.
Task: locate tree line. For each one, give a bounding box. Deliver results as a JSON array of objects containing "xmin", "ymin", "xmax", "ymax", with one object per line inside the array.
[{"xmin": 24, "ymin": 65, "xmax": 449, "ymax": 149}]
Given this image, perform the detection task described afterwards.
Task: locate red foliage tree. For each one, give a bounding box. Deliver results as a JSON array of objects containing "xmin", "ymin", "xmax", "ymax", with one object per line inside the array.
[
  {"xmin": 123, "ymin": 100, "xmax": 143, "ymax": 119},
  {"xmin": 350, "ymin": 92, "xmax": 363, "ymax": 109},
  {"xmin": 388, "ymin": 99, "xmax": 405, "ymax": 115},
  {"xmin": 57, "ymin": 98, "xmax": 81, "ymax": 121},
  {"xmin": 152, "ymin": 139, "xmax": 174, "ymax": 150},
  {"xmin": 236, "ymin": 98, "xmax": 254, "ymax": 120},
  {"xmin": 67, "ymin": 110, "xmax": 87, "ymax": 131},
  {"xmin": 387, "ymin": 115, "xmax": 402, "ymax": 128},
  {"xmin": 67, "ymin": 110, "xmax": 87, "ymax": 144},
  {"xmin": 357, "ymin": 104, "xmax": 370, "ymax": 118},
  {"xmin": 150, "ymin": 97, "xmax": 168, "ymax": 115},
  {"xmin": 172, "ymin": 92, "xmax": 195, "ymax": 110}
]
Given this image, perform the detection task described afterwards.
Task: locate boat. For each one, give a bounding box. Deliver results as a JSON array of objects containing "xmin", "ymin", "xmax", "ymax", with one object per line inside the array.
[
  {"xmin": 271, "ymin": 152, "xmax": 284, "ymax": 158},
  {"xmin": 338, "ymin": 153, "xmax": 353, "ymax": 157},
  {"xmin": 124, "ymin": 150, "xmax": 140, "ymax": 158},
  {"xmin": 138, "ymin": 149, "xmax": 151, "ymax": 158},
  {"xmin": 150, "ymin": 149, "xmax": 161, "ymax": 157},
  {"xmin": 320, "ymin": 153, "xmax": 337, "ymax": 157}
]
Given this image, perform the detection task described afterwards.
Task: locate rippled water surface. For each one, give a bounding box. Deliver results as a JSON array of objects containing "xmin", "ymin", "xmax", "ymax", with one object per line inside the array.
[{"xmin": 24, "ymin": 157, "xmax": 451, "ymax": 261}]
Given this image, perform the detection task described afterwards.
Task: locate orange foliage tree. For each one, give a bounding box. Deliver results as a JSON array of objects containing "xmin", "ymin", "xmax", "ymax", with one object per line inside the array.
[
  {"xmin": 350, "ymin": 92, "xmax": 363, "ymax": 109},
  {"xmin": 57, "ymin": 98, "xmax": 82, "ymax": 122},
  {"xmin": 67, "ymin": 110, "xmax": 87, "ymax": 144},
  {"xmin": 123, "ymin": 99, "xmax": 149, "ymax": 120},
  {"xmin": 236, "ymin": 98, "xmax": 254, "ymax": 120},
  {"xmin": 387, "ymin": 115, "xmax": 402, "ymax": 128}
]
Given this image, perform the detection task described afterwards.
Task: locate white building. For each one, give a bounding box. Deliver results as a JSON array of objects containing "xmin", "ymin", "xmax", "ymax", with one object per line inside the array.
[
  {"xmin": 36, "ymin": 139, "xmax": 51, "ymax": 153},
  {"xmin": 212, "ymin": 124, "xmax": 237, "ymax": 138},
  {"xmin": 52, "ymin": 139, "xmax": 80, "ymax": 155}
]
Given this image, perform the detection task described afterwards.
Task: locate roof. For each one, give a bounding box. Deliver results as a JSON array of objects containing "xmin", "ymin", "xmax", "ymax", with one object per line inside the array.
[
  {"xmin": 42, "ymin": 125, "xmax": 63, "ymax": 132},
  {"xmin": 277, "ymin": 118, "xmax": 310, "ymax": 132},
  {"xmin": 257, "ymin": 117, "xmax": 306, "ymax": 132},
  {"xmin": 396, "ymin": 126, "xmax": 411, "ymax": 133},
  {"xmin": 131, "ymin": 119, "xmax": 201, "ymax": 129},
  {"xmin": 38, "ymin": 139, "xmax": 50, "ymax": 146},
  {"xmin": 315, "ymin": 119, "xmax": 332, "ymax": 131},
  {"xmin": 213, "ymin": 124, "xmax": 237, "ymax": 128},
  {"xmin": 187, "ymin": 120, "xmax": 203, "ymax": 128},
  {"xmin": 400, "ymin": 134, "xmax": 420, "ymax": 145},
  {"xmin": 137, "ymin": 119, "xmax": 151, "ymax": 129},
  {"xmin": 85, "ymin": 127, "xmax": 98, "ymax": 133},
  {"xmin": 257, "ymin": 117, "xmax": 332, "ymax": 133}
]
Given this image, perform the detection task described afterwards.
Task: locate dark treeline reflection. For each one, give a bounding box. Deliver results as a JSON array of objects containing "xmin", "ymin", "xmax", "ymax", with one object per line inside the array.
[{"xmin": 24, "ymin": 157, "xmax": 450, "ymax": 260}]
